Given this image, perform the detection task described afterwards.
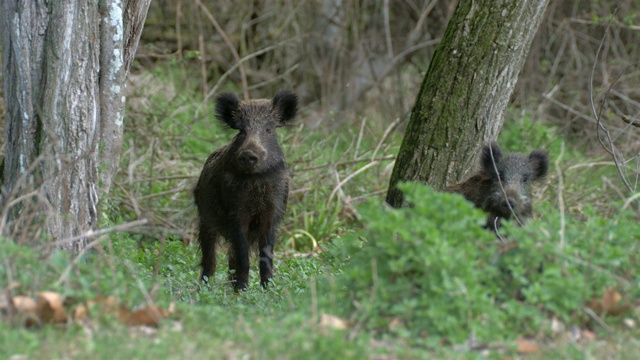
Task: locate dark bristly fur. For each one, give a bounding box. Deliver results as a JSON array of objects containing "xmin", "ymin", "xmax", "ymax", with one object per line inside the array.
[
  {"xmin": 194, "ymin": 90, "xmax": 298, "ymax": 292},
  {"xmin": 446, "ymin": 142, "xmax": 548, "ymax": 232}
]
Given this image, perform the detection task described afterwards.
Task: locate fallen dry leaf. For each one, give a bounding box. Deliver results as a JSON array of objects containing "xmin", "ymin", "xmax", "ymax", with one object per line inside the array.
[
  {"xmin": 85, "ymin": 295, "xmax": 126, "ymax": 320},
  {"xmin": 582, "ymin": 330, "xmax": 596, "ymax": 341},
  {"xmin": 624, "ymin": 318, "xmax": 636, "ymax": 329},
  {"xmin": 85, "ymin": 296, "xmax": 172, "ymax": 327},
  {"xmin": 11, "ymin": 295, "xmax": 39, "ymax": 326},
  {"xmin": 587, "ymin": 288, "xmax": 631, "ymax": 316},
  {"xmin": 4, "ymin": 292, "xmax": 177, "ymax": 329},
  {"xmin": 36, "ymin": 292, "xmax": 67, "ymax": 324},
  {"xmin": 602, "ymin": 288, "xmax": 621, "ymax": 312},
  {"xmin": 319, "ymin": 313, "xmax": 348, "ymax": 330},
  {"xmin": 550, "ymin": 316, "xmax": 564, "ymax": 334},
  {"xmin": 121, "ymin": 304, "xmax": 169, "ymax": 327},
  {"xmin": 515, "ymin": 338, "xmax": 540, "ymax": 354},
  {"xmin": 11, "ymin": 296, "xmax": 37, "ymax": 313},
  {"xmin": 587, "ymin": 299, "xmax": 602, "ymax": 312},
  {"xmin": 74, "ymin": 304, "xmax": 89, "ymax": 321},
  {"xmin": 88, "ymin": 295, "xmax": 119, "ymax": 311}
]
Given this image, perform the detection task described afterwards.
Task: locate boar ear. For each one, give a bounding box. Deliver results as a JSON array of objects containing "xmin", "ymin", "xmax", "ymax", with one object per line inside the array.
[
  {"xmin": 272, "ymin": 90, "xmax": 298, "ymax": 127},
  {"xmin": 529, "ymin": 150, "xmax": 549, "ymax": 180},
  {"xmin": 215, "ymin": 92, "xmax": 241, "ymax": 129},
  {"xmin": 481, "ymin": 142, "xmax": 502, "ymax": 172}
]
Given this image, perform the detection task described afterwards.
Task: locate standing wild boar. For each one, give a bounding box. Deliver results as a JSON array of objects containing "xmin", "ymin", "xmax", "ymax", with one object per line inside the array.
[
  {"xmin": 194, "ymin": 90, "xmax": 298, "ymax": 291},
  {"xmin": 446, "ymin": 142, "xmax": 548, "ymax": 232}
]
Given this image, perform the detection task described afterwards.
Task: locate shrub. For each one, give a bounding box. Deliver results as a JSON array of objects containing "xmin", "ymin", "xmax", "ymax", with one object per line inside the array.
[
  {"xmin": 330, "ymin": 182, "xmax": 503, "ymax": 343},
  {"xmin": 499, "ymin": 202, "xmax": 640, "ymax": 324},
  {"xmin": 328, "ymin": 182, "xmax": 640, "ymax": 344}
]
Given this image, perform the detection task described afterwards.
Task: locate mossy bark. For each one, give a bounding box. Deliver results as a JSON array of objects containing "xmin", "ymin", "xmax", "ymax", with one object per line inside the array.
[
  {"xmin": 386, "ymin": 0, "xmax": 549, "ymax": 208},
  {"xmin": 0, "ymin": 1, "xmax": 150, "ymax": 251}
]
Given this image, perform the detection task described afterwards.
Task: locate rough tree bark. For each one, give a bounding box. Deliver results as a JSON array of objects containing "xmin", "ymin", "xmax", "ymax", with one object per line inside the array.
[
  {"xmin": 0, "ymin": 0, "xmax": 151, "ymax": 251},
  {"xmin": 386, "ymin": 0, "xmax": 550, "ymax": 208}
]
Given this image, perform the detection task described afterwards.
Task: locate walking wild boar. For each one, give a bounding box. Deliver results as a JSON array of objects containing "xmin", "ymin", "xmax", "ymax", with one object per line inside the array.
[{"xmin": 194, "ymin": 90, "xmax": 298, "ymax": 291}]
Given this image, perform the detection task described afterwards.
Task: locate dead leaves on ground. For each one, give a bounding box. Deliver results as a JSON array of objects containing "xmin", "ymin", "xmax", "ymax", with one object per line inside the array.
[
  {"xmin": 3, "ymin": 285, "xmax": 636, "ymax": 357},
  {"xmin": 586, "ymin": 287, "xmax": 632, "ymax": 316},
  {"xmin": 1, "ymin": 288, "xmax": 175, "ymax": 328},
  {"xmin": 316, "ymin": 293, "xmax": 637, "ymax": 357},
  {"xmin": 514, "ymin": 338, "xmax": 540, "ymax": 353},
  {"xmin": 316, "ymin": 314, "xmax": 548, "ymax": 356}
]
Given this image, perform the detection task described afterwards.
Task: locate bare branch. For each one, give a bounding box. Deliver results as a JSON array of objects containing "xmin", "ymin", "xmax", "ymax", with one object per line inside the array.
[
  {"xmin": 589, "ymin": 5, "xmax": 635, "ymax": 194},
  {"xmin": 195, "ymin": 0, "xmax": 249, "ymax": 100}
]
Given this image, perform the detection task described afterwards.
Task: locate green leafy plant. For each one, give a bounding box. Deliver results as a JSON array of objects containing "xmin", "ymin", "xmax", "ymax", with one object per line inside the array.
[
  {"xmin": 326, "ymin": 181, "xmax": 640, "ymax": 345},
  {"xmin": 329, "ymin": 182, "xmax": 503, "ymax": 343},
  {"xmin": 498, "ymin": 202, "xmax": 640, "ymax": 324}
]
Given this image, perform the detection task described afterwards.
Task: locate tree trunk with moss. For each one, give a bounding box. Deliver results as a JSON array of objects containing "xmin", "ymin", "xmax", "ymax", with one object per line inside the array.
[
  {"xmin": 0, "ymin": 0, "xmax": 151, "ymax": 251},
  {"xmin": 386, "ymin": 0, "xmax": 550, "ymax": 208}
]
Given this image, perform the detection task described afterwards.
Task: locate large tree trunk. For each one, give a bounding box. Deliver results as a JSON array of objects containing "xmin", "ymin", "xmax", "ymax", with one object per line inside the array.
[
  {"xmin": 386, "ymin": 0, "xmax": 550, "ymax": 208},
  {"xmin": 1, "ymin": 0, "xmax": 151, "ymax": 251}
]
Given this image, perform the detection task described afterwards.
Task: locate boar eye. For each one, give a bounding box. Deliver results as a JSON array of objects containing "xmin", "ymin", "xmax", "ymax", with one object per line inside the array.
[
  {"xmin": 523, "ymin": 175, "xmax": 529, "ymax": 183},
  {"xmin": 499, "ymin": 173, "xmax": 505, "ymax": 182}
]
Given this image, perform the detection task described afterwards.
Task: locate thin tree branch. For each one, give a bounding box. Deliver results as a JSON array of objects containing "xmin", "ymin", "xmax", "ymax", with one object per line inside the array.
[{"xmin": 195, "ymin": 0, "xmax": 249, "ymax": 100}]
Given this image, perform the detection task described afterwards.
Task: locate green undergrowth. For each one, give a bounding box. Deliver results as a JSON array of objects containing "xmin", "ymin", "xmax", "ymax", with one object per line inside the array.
[
  {"xmin": 4, "ymin": 176, "xmax": 637, "ymax": 358},
  {"xmin": 325, "ymin": 182, "xmax": 501, "ymax": 344},
  {"xmin": 3, "ymin": 63, "xmax": 640, "ymax": 358},
  {"xmin": 0, "ymin": 236, "xmax": 371, "ymax": 359},
  {"xmin": 323, "ymin": 181, "xmax": 639, "ymax": 346}
]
